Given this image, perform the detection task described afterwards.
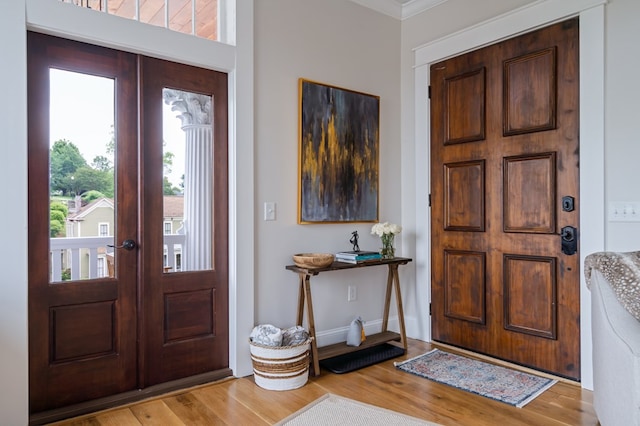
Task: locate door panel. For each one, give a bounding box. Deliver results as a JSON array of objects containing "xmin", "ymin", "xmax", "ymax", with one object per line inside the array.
[
  {"xmin": 430, "ymin": 19, "xmax": 580, "ymax": 380},
  {"xmin": 28, "ymin": 33, "xmax": 138, "ymax": 412},
  {"xmin": 503, "ymin": 47, "xmax": 557, "ymax": 135},
  {"xmin": 443, "ymin": 160, "xmax": 485, "ymax": 231},
  {"xmin": 443, "ymin": 250, "xmax": 486, "ymax": 324},
  {"xmin": 503, "ymin": 254, "xmax": 557, "ymax": 339},
  {"xmin": 444, "ymin": 68, "xmax": 486, "ymax": 144},
  {"xmin": 140, "ymin": 57, "xmax": 229, "ymax": 386},
  {"xmin": 503, "ymin": 153, "xmax": 556, "ymax": 233}
]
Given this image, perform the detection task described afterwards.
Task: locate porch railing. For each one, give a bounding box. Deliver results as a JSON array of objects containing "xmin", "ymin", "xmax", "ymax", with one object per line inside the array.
[{"xmin": 50, "ymin": 235, "xmax": 185, "ymax": 281}]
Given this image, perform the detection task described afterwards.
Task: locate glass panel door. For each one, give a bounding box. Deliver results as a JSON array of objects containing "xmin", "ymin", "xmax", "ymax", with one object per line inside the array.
[
  {"xmin": 28, "ymin": 32, "xmax": 138, "ymax": 414},
  {"xmin": 162, "ymin": 88, "xmax": 213, "ymax": 272},
  {"xmin": 49, "ymin": 69, "xmax": 116, "ymax": 281}
]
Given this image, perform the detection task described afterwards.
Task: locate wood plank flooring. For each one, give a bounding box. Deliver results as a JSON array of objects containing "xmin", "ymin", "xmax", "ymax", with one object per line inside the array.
[{"xmin": 48, "ymin": 339, "xmax": 598, "ymax": 425}]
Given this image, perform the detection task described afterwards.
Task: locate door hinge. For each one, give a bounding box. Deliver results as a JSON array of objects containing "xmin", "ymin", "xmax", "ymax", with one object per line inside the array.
[
  {"xmin": 429, "ymin": 302, "xmax": 432, "ymax": 315},
  {"xmin": 428, "ymin": 85, "xmax": 431, "ymax": 99},
  {"xmin": 428, "ymin": 193, "xmax": 432, "ymax": 207}
]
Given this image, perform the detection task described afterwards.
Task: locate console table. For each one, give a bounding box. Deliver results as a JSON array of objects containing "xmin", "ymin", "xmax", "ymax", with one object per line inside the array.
[{"xmin": 285, "ymin": 257, "xmax": 412, "ymax": 376}]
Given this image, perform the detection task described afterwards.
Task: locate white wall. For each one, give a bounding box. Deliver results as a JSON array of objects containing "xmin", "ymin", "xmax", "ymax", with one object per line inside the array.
[
  {"xmin": 0, "ymin": 1, "xmax": 29, "ymax": 424},
  {"xmin": 605, "ymin": 0, "xmax": 640, "ymax": 251},
  {"xmin": 253, "ymin": 0, "xmax": 405, "ymax": 343}
]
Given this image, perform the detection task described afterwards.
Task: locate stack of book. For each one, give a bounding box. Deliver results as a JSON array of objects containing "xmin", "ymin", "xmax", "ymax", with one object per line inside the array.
[{"xmin": 335, "ymin": 250, "xmax": 382, "ymax": 264}]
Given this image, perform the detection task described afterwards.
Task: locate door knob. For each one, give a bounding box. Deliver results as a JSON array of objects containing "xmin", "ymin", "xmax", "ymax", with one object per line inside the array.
[{"xmin": 108, "ymin": 239, "xmax": 137, "ymax": 251}]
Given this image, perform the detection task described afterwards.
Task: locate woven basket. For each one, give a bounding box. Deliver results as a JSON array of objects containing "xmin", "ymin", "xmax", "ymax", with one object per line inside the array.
[{"xmin": 249, "ymin": 338, "xmax": 311, "ymax": 391}]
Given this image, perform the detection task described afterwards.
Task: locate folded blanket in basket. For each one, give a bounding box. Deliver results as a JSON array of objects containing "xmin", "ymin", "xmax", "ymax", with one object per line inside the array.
[
  {"xmin": 250, "ymin": 324, "xmax": 309, "ymax": 347},
  {"xmin": 250, "ymin": 324, "xmax": 283, "ymax": 346}
]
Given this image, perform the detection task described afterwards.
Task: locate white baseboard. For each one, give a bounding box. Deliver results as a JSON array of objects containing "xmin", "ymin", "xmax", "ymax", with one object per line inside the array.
[{"xmin": 314, "ymin": 315, "xmax": 423, "ymax": 347}]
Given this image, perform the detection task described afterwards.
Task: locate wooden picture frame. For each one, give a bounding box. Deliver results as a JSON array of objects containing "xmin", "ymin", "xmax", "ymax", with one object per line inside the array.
[{"xmin": 298, "ymin": 79, "xmax": 379, "ymax": 224}]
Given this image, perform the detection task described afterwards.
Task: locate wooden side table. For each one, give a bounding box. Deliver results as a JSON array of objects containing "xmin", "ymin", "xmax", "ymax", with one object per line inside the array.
[{"xmin": 285, "ymin": 257, "xmax": 412, "ymax": 376}]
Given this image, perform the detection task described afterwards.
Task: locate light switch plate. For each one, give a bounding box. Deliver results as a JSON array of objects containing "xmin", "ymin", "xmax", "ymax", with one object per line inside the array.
[
  {"xmin": 609, "ymin": 202, "xmax": 640, "ymax": 222},
  {"xmin": 264, "ymin": 202, "xmax": 276, "ymax": 221}
]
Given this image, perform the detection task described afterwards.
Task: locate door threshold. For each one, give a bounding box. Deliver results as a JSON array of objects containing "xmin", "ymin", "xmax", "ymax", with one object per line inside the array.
[{"xmin": 29, "ymin": 369, "xmax": 233, "ymax": 425}]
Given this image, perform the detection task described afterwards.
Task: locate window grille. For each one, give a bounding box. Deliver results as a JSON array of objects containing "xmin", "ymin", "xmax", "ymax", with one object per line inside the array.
[{"xmin": 57, "ymin": 0, "xmax": 220, "ymax": 41}]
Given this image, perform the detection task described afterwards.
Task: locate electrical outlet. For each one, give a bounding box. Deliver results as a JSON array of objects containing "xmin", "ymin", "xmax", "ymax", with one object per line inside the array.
[
  {"xmin": 609, "ymin": 202, "xmax": 640, "ymax": 222},
  {"xmin": 347, "ymin": 285, "xmax": 357, "ymax": 302}
]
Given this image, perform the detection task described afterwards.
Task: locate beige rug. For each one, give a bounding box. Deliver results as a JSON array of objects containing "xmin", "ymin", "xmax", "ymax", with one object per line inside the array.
[{"xmin": 275, "ymin": 394, "xmax": 440, "ymax": 426}]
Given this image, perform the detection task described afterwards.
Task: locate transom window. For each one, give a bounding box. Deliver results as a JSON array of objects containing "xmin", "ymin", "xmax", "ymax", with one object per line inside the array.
[{"xmin": 57, "ymin": 0, "xmax": 227, "ymax": 42}]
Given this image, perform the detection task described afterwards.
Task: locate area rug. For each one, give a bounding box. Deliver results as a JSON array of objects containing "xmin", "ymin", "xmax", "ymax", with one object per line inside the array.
[
  {"xmin": 275, "ymin": 394, "xmax": 439, "ymax": 426},
  {"xmin": 395, "ymin": 349, "xmax": 556, "ymax": 408}
]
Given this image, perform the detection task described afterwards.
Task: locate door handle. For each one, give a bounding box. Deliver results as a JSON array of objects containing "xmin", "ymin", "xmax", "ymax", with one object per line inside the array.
[
  {"xmin": 108, "ymin": 239, "xmax": 137, "ymax": 251},
  {"xmin": 560, "ymin": 226, "xmax": 577, "ymax": 255}
]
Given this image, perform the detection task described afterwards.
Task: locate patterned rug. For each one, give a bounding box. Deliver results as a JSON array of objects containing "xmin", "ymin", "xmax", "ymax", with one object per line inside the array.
[
  {"xmin": 275, "ymin": 394, "xmax": 440, "ymax": 426},
  {"xmin": 395, "ymin": 349, "xmax": 556, "ymax": 408}
]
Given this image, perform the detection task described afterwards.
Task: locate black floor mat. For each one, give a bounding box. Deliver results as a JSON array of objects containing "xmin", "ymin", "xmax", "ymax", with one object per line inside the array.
[{"xmin": 320, "ymin": 343, "xmax": 406, "ymax": 374}]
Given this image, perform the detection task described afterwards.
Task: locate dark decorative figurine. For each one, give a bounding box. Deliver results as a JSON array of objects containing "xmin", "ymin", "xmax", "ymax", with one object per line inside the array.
[{"xmin": 349, "ymin": 231, "xmax": 360, "ymax": 252}]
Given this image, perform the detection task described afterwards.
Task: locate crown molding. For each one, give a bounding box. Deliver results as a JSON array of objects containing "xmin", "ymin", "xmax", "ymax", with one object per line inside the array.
[{"xmin": 349, "ymin": 0, "xmax": 449, "ymax": 20}]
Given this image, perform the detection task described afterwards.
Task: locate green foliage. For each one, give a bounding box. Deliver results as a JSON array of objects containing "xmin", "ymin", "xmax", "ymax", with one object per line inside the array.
[
  {"xmin": 50, "ymin": 209, "xmax": 65, "ymax": 223},
  {"xmin": 50, "ymin": 201, "xmax": 68, "ymax": 217},
  {"xmin": 61, "ymin": 269, "xmax": 71, "ymax": 281},
  {"xmin": 49, "ymin": 201, "xmax": 68, "ymax": 237},
  {"xmin": 49, "ymin": 132, "xmax": 174, "ymax": 200},
  {"xmin": 50, "ymin": 218, "xmax": 65, "ymax": 237},
  {"xmin": 72, "ymin": 167, "xmax": 114, "ymax": 197},
  {"xmin": 82, "ymin": 190, "xmax": 106, "ymax": 203},
  {"xmin": 163, "ymin": 176, "xmax": 180, "ymax": 195},
  {"xmin": 50, "ymin": 139, "xmax": 87, "ymax": 195},
  {"xmin": 162, "ymin": 141, "xmax": 179, "ymax": 194},
  {"xmin": 91, "ymin": 155, "xmax": 112, "ymax": 172},
  {"xmin": 163, "ymin": 149, "xmax": 175, "ymax": 175},
  {"xmin": 106, "ymin": 125, "xmax": 115, "ymax": 155}
]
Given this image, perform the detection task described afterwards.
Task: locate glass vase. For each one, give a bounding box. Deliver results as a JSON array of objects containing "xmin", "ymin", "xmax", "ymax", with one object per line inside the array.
[{"xmin": 380, "ymin": 233, "xmax": 395, "ymax": 259}]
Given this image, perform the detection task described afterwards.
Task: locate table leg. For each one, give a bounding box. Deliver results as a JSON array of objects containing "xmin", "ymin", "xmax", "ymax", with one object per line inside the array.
[
  {"xmin": 381, "ymin": 265, "xmax": 394, "ymax": 332},
  {"xmin": 391, "ymin": 265, "xmax": 407, "ymax": 349},
  {"xmin": 296, "ymin": 274, "xmax": 305, "ymax": 326},
  {"xmin": 303, "ymin": 274, "xmax": 320, "ymax": 376}
]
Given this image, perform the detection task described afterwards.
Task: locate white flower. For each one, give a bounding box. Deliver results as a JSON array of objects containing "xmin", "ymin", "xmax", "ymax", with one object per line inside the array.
[{"xmin": 371, "ymin": 221, "xmax": 402, "ymax": 237}]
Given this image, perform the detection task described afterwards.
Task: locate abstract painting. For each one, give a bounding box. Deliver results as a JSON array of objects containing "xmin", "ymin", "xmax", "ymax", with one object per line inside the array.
[{"xmin": 298, "ymin": 79, "xmax": 379, "ymax": 223}]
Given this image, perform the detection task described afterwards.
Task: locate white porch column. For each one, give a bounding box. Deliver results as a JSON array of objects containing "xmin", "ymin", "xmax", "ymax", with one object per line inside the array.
[{"xmin": 164, "ymin": 90, "xmax": 213, "ymax": 271}]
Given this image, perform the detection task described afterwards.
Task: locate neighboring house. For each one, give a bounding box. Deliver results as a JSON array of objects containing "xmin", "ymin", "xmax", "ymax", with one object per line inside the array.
[
  {"xmin": 61, "ymin": 196, "xmax": 184, "ymax": 278},
  {"xmin": 64, "ymin": 197, "xmax": 115, "ymax": 279},
  {"xmin": 66, "ymin": 197, "xmax": 114, "ymax": 239},
  {"xmin": 162, "ymin": 195, "xmax": 185, "ymax": 271}
]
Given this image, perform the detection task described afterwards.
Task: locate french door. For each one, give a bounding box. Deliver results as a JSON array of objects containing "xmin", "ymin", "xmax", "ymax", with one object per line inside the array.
[{"xmin": 28, "ymin": 32, "xmax": 229, "ymax": 415}]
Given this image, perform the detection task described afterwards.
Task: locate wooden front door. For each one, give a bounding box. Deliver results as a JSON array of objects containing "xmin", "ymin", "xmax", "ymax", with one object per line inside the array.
[
  {"xmin": 28, "ymin": 33, "xmax": 229, "ymax": 414},
  {"xmin": 430, "ymin": 19, "xmax": 580, "ymax": 380}
]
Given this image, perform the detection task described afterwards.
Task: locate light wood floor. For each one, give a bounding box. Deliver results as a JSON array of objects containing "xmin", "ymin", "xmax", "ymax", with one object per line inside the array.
[{"xmin": 49, "ymin": 339, "xmax": 598, "ymax": 425}]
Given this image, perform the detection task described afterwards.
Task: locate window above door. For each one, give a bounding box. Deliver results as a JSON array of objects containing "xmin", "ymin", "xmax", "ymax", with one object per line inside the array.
[{"xmin": 50, "ymin": 0, "xmax": 235, "ymax": 44}]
